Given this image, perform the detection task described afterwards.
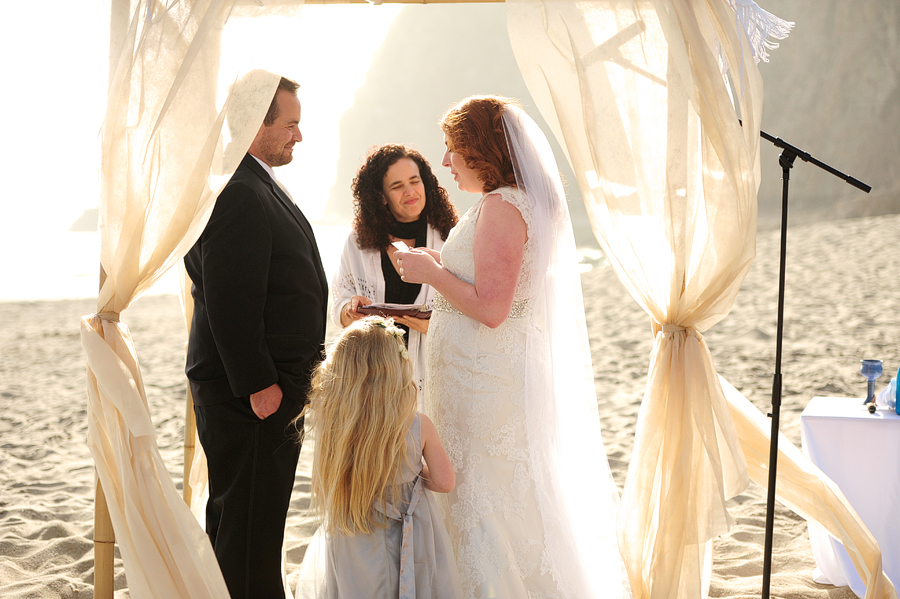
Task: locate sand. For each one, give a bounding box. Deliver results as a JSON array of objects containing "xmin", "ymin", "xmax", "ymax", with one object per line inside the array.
[{"xmin": 2, "ymin": 213, "xmax": 898, "ymax": 598}]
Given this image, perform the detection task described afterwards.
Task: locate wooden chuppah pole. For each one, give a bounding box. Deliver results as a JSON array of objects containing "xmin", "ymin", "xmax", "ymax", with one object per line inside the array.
[
  {"xmin": 183, "ymin": 387, "xmax": 197, "ymax": 504},
  {"xmin": 92, "ymin": 0, "xmax": 130, "ymax": 595},
  {"xmin": 182, "ymin": 270, "xmax": 199, "ymax": 506},
  {"xmin": 93, "ymin": 267, "xmax": 115, "ymax": 599},
  {"xmin": 94, "ymin": 483, "xmax": 116, "ymax": 599}
]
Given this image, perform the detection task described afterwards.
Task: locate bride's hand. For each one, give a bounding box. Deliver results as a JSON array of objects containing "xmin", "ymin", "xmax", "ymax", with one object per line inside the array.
[
  {"xmin": 416, "ymin": 247, "xmax": 442, "ymax": 265},
  {"xmin": 395, "ymin": 249, "xmax": 437, "ymax": 284}
]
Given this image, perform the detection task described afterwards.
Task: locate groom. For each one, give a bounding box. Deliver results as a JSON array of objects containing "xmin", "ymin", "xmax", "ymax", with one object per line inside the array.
[{"xmin": 184, "ymin": 75, "xmax": 327, "ymax": 599}]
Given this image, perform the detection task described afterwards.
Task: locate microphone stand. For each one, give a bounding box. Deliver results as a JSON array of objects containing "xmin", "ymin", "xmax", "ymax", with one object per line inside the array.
[{"xmin": 747, "ymin": 124, "xmax": 871, "ymax": 599}]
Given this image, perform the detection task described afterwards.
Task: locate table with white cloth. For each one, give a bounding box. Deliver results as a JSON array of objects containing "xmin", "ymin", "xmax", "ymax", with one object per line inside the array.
[{"xmin": 800, "ymin": 396, "xmax": 900, "ymax": 597}]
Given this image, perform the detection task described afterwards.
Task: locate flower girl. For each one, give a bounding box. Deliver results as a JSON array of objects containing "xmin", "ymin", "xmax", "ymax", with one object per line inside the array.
[{"xmin": 295, "ymin": 316, "xmax": 460, "ymax": 599}]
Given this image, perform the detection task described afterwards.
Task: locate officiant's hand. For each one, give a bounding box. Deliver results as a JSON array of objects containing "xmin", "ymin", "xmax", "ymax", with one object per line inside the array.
[
  {"xmin": 394, "ymin": 314, "xmax": 430, "ymax": 335},
  {"xmin": 340, "ymin": 295, "xmax": 372, "ymax": 327}
]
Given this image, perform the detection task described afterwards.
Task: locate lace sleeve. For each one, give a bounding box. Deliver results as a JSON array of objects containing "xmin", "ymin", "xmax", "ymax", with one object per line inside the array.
[{"xmin": 493, "ymin": 186, "xmax": 534, "ymax": 243}]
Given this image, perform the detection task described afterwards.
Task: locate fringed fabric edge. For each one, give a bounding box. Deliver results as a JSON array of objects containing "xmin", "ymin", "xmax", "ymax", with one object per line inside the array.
[{"xmin": 729, "ymin": 0, "xmax": 795, "ymax": 63}]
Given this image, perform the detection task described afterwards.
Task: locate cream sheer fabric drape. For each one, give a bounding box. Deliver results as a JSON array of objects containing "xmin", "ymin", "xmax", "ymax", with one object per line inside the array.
[
  {"xmin": 507, "ymin": 1, "xmax": 897, "ymax": 598},
  {"xmin": 79, "ymin": 1, "xmax": 300, "ymax": 596}
]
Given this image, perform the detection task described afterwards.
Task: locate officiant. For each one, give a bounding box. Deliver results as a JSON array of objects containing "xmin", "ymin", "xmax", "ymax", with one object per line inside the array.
[{"xmin": 332, "ymin": 144, "xmax": 457, "ymax": 403}]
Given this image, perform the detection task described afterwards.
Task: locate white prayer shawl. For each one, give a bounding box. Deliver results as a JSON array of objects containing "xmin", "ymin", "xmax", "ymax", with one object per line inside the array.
[{"xmin": 330, "ymin": 225, "xmax": 445, "ymax": 407}]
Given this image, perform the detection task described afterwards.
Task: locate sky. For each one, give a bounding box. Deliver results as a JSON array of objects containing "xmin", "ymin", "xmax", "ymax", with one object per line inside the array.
[{"xmin": 0, "ymin": 1, "xmax": 401, "ymax": 301}]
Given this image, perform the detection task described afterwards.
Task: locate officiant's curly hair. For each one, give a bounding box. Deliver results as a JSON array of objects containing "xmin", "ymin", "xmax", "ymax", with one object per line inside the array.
[
  {"xmin": 297, "ymin": 316, "xmax": 417, "ymax": 535},
  {"xmin": 352, "ymin": 144, "xmax": 458, "ymax": 251},
  {"xmin": 441, "ymin": 95, "xmax": 519, "ymax": 193}
]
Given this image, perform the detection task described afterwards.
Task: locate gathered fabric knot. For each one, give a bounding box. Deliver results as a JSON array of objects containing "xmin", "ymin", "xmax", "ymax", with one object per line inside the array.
[
  {"xmin": 96, "ymin": 312, "xmax": 121, "ymax": 322},
  {"xmin": 654, "ymin": 322, "xmax": 696, "ymax": 340}
]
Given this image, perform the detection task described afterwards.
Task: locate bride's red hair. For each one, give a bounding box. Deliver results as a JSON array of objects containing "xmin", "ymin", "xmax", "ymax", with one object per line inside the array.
[{"xmin": 441, "ymin": 95, "xmax": 519, "ymax": 193}]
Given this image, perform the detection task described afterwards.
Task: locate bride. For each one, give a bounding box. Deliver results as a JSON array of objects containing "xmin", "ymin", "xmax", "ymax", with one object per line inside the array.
[{"xmin": 398, "ymin": 95, "xmax": 631, "ymax": 599}]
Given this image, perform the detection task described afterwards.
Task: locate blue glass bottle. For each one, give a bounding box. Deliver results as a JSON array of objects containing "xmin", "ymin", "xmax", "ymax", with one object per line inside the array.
[{"xmin": 896, "ymin": 364, "xmax": 900, "ymax": 415}]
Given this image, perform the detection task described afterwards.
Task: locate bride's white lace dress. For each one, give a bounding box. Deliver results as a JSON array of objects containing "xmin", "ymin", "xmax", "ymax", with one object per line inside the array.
[{"xmin": 426, "ymin": 185, "xmax": 628, "ymax": 599}]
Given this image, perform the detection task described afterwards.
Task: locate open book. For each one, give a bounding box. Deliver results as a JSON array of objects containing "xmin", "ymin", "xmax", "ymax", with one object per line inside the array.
[{"xmin": 356, "ymin": 303, "xmax": 432, "ymax": 320}]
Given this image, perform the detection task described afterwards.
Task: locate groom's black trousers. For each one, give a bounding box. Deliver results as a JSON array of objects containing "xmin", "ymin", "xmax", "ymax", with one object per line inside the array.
[{"xmin": 194, "ymin": 393, "xmax": 303, "ymax": 599}]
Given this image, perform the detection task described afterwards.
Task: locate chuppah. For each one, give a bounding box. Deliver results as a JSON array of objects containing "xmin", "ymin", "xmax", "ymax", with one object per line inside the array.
[{"xmin": 80, "ymin": 1, "xmax": 896, "ymax": 598}]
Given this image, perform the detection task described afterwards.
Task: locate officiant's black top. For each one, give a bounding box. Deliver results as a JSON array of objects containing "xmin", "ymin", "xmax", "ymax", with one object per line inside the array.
[{"xmin": 381, "ymin": 215, "xmax": 427, "ymax": 344}]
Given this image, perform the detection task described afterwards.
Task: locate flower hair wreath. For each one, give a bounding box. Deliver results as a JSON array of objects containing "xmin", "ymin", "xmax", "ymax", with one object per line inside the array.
[{"xmin": 372, "ymin": 319, "xmax": 410, "ymax": 360}]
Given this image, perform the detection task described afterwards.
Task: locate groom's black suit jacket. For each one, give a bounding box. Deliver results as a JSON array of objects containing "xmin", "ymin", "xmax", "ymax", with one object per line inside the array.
[
  {"xmin": 184, "ymin": 153, "xmax": 328, "ymax": 597},
  {"xmin": 185, "ymin": 153, "xmax": 328, "ymax": 406}
]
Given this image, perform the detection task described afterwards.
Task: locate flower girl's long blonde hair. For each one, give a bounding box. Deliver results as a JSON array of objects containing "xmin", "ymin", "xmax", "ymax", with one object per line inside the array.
[{"xmin": 303, "ymin": 316, "xmax": 417, "ymax": 535}]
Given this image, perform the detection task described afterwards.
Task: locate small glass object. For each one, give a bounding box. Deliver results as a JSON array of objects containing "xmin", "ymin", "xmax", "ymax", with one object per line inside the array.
[
  {"xmin": 875, "ymin": 376, "xmax": 897, "ymax": 410},
  {"xmin": 860, "ymin": 359, "xmax": 883, "ymax": 411}
]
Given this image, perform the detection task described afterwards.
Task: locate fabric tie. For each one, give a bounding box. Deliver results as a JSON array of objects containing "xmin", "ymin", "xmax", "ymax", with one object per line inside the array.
[
  {"xmin": 656, "ymin": 322, "xmax": 696, "ymax": 340},
  {"xmin": 96, "ymin": 312, "xmax": 120, "ymax": 322},
  {"xmin": 374, "ymin": 473, "xmax": 424, "ymax": 599}
]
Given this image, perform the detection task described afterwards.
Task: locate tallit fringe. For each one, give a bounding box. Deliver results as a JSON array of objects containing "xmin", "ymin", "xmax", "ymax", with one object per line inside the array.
[{"xmin": 730, "ymin": 0, "xmax": 795, "ymax": 63}]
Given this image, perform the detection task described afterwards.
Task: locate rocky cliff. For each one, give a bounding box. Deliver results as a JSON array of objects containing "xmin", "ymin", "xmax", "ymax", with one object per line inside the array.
[{"xmin": 324, "ymin": 1, "xmax": 899, "ymax": 236}]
